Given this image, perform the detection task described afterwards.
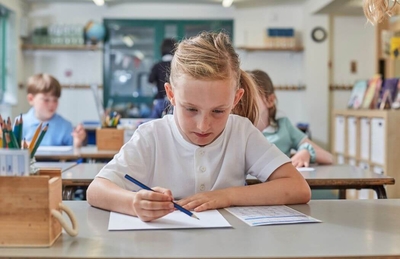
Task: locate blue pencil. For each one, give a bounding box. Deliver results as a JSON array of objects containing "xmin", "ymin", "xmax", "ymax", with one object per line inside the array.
[{"xmin": 124, "ymin": 174, "xmax": 199, "ymax": 220}]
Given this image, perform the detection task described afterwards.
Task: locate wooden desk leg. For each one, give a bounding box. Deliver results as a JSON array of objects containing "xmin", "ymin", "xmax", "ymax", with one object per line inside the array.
[
  {"xmin": 338, "ymin": 189, "xmax": 347, "ymax": 199},
  {"xmin": 372, "ymin": 186, "xmax": 387, "ymax": 199}
]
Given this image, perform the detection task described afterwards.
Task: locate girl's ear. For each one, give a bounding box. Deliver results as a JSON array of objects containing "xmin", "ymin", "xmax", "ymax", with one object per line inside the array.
[
  {"xmin": 233, "ymin": 88, "xmax": 244, "ymax": 107},
  {"xmin": 27, "ymin": 93, "xmax": 35, "ymax": 105},
  {"xmin": 266, "ymin": 94, "xmax": 276, "ymax": 108},
  {"xmin": 164, "ymin": 83, "xmax": 175, "ymax": 106}
]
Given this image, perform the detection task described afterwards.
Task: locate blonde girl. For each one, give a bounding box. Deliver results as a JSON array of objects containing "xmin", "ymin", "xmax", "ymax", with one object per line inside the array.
[{"xmin": 87, "ymin": 32, "xmax": 310, "ymax": 222}]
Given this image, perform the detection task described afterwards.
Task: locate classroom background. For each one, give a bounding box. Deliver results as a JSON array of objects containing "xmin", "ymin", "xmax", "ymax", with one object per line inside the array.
[{"xmin": 0, "ymin": 0, "xmax": 380, "ymax": 153}]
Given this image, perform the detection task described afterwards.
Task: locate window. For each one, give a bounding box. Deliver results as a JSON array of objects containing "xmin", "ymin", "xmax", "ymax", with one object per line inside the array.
[
  {"xmin": 103, "ymin": 19, "xmax": 233, "ymax": 118},
  {"xmin": 0, "ymin": 6, "xmax": 7, "ymax": 102},
  {"xmin": 0, "ymin": 4, "xmax": 17, "ymax": 106}
]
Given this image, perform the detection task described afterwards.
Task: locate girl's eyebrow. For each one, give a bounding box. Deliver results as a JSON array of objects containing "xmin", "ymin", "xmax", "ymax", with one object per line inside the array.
[{"xmin": 181, "ymin": 102, "xmax": 229, "ymax": 109}]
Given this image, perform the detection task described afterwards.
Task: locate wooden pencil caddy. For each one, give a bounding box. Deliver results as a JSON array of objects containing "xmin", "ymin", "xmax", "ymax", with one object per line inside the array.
[
  {"xmin": 0, "ymin": 168, "xmax": 78, "ymax": 247},
  {"xmin": 96, "ymin": 127, "xmax": 124, "ymax": 151}
]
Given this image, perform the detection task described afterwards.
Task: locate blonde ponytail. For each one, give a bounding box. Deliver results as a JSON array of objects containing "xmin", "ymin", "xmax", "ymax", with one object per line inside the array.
[{"xmin": 232, "ymin": 70, "xmax": 259, "ymax": 125}]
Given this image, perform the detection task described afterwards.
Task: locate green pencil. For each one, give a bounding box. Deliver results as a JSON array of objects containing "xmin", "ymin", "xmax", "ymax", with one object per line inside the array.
[
  {"xmin": 30, "ymin": 124, "xmax": 48, "ymax": 159},
  {"xmin": 18, "ymin": 114, "xmax": 23, "ymax": 148}
]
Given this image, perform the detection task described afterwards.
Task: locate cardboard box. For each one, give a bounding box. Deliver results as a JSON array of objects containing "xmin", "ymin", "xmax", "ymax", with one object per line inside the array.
[
  {"xmin": 96, "ymin": 128, "xmax": 124, "ymax": 151},
  {"xmin": 0, "ymin": 169, "xmax": 63, "ymax": 247}
]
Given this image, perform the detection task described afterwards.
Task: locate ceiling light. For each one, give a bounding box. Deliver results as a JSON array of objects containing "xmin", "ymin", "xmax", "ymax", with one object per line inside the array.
[
  {"xmin": 222, "ymin": 0, "xmax": 234, "ymax": 8},
  {"xmin": 93, "ymin": 0, "xmax": 105, "ymax": 6}
]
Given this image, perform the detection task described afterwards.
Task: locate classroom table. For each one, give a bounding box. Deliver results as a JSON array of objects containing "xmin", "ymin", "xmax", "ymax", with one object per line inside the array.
[
  {"xmin": 34, "ymin": 161, "xmax": 78, "ymax": 172},
  {"xmin": 247, "ymin": 165, "xmax": 395, "ymax": 199},
  {"xmin": 34, "ymin": 146, "xmax": 117, "ymax": 162},
  {"xmin": 61, "ymin": 163, "xmax": 395, "ymax": 200},
  {"xmin": 1, "ymin": 199, "xmax": 400, "ymax": 258}
]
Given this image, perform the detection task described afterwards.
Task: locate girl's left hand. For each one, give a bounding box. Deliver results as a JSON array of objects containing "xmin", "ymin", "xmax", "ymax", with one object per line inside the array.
[
  {"xmin": 177, "ymin": 190, "xmax": 231, "ymax": 212},
  {"xmin": 291, "ymin": 149, "xmax": 311, "ymax": 168}
]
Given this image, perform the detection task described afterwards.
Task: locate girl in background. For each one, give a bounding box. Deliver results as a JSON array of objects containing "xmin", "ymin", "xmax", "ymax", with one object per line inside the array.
[{"xmin": 250, "ymin": 69, "xmax": 333, "ymax": 168}]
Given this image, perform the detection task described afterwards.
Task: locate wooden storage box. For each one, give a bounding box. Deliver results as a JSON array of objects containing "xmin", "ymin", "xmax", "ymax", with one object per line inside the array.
[
  {"xmin": 96, "ymin": 128, "xmax": 124, "ymax": 151},
  {"xmin": 0, "ymin": 169, "xmax": 62, "ymax": 247}
]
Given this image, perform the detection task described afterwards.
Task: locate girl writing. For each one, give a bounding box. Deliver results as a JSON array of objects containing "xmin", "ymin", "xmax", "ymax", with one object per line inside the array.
[{"xmin": 87, "ymin": 32, "xmax": 311, "ymax": 222}]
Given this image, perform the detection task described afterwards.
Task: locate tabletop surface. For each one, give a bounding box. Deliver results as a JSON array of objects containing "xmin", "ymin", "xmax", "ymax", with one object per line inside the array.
[
  {"xmin": 1, "ymin": 199, "xmax": 400, "ymax": 258},
  {"xmin": 34, "ymin": 161, "xmax": 78, "ymax": 172},
  {"xmin": 62, "ymin": 163, "xmax": 105, "ymax": 182},
  {"xmin": 247, "ymin": 164, "xmax": 395, "ymax": 185},
  {"xmin": 65, "ymin": 164, "xmax": 394, "ymax": 182},
  {"xmin": 35, "ymin": 146, "xmax": 117, "ymax": 160}
]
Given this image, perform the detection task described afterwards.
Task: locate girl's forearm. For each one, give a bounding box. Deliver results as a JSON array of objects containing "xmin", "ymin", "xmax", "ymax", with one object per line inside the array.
[
  {"xmin": 226, "ymin": 177, "xmax": 311, "ymax": 206},
  {"xmin": 87, "ymin": 178, "xmax": 137, "ymax": 216}
]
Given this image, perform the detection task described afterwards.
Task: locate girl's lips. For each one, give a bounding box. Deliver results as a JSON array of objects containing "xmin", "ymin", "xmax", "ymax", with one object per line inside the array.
[{"xmin": 194, "ymin": 132, "xmax": 211, "ymax": 138}]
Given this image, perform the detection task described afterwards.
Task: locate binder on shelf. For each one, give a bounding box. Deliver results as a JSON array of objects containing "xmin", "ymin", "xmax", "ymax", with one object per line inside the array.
[
  {"xmin": 360, "ymin": 118, "xmax": 370, "ymax": 161},
  {"xmin": 370, "ymin": 118, "xmax": 385, "ymax": 165},
  {"xmin": 334, "ymin": 116, "xmax": 345, "ymax": 153},
  {"xmin": 347, "ymin": 117, "xmax": 357, "ymax": 157}
]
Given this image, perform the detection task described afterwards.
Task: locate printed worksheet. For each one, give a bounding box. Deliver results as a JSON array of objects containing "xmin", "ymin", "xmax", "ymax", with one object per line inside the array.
[
  {"xmin": 109, "ymin": 209, "xmax": 232, "ymax": 230},
  {"xmin": 225, "ymin": 205, "xmax": 321, "ymax": 226}
]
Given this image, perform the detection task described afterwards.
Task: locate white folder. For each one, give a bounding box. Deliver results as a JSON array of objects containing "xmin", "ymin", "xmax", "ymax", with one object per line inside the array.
[
  {"xmin": 347, "ymin": 117, "xmax": 357, "ymax": 156},
  {"xmin": 334, "ymin": 116, "xmax": 345, "ymax": 153},
  {"xmin": 360, "ymin": 118, "xmax": 370, "ymax": 160},
  {"xmin": 370, "ymin": 118, "xmax": 385, "ymax": 165}
]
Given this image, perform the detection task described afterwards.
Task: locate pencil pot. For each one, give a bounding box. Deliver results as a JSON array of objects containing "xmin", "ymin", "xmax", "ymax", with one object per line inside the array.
[
  {"xmin": 96, "ymin": 128, "xmax": 124, "ymax": 151},
  {"xmin": 0, "ymin": 168, "xmax": 79, "ymax": 247}
]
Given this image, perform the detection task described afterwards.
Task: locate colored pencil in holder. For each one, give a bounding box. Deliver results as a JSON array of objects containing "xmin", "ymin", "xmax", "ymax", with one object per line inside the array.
[
  {"xmin": 29, "ymin": 122, "xmax": 43, "ymax": 153},
  {"xmin": 19, "ymin": 114, "xmax": 23, "ymax": 147},
  {"xmin": 30, "ymin": 124, "xmax": 48, "ymax": 159}
]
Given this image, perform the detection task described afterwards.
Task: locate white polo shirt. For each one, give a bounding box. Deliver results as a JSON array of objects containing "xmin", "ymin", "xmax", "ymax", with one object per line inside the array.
[{"xmin": 96, "ymin": 114, "xmax": 290, "ymax": 199}]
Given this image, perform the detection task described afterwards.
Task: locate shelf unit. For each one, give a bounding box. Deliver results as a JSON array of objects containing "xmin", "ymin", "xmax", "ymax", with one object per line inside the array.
[
  {"xmin": 236, "ymin": 46, "xmax": 304, "ymax": 52},
  {"xmin": 21, "ymin": 44, "xmax": 101, "ymax": 51},
  {"xmin": 331, "ymin": 109, "xmax": 400, "ymax": 198}
]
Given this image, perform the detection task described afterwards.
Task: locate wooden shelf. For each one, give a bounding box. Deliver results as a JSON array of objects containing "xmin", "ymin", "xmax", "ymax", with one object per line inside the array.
[
  {"xmin": 236, "ymin": 46, "xmax": 304, "ymax": 52},
  {"xmin": 18, "ymin": 83, "xmax": 102, "ymax": 89},
  {"xmin": 21, "ymin": 44, "xmax": 101, "ymax": 51},
  {"xmin": 60, "ymin": 84, "xmax": 103, "ymax": 89},
  {"xmin": 274, "ymin": 85, "xmax": 306, "ymax": 91},
  {"xmin": 329, "ymin": 84, "xmax": 353, "ymax": 91}
]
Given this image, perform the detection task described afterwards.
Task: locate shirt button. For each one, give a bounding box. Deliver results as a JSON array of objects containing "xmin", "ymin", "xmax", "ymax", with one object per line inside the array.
[
  {"xmin": 200, "ymin": 184, "xmax": 205, "ymax": 191},
  {"xmin": 200, "ymin": 166, "xmax": 206, "ymax": 172},
  {"xmin": 200, "ymin": 150, "xmax": 205, "ymax": 155}
]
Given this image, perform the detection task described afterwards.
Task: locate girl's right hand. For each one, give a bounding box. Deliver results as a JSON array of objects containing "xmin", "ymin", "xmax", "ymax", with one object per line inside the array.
[{"xmin": 132, "ymin": 187, "xmax": 175, "ymax": 222}]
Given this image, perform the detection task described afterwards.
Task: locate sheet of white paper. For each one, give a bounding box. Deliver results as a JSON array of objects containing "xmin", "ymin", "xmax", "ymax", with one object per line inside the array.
[
  {"xmin": 108, "ymin": 209, "xmax": 232, "ymax": 230},
  {"xmin": 37, "ymin": 146, "xmax": 73, "ymax": 152},
  {"xmin": 296, "ymin": 167, "xmax": 315, "ymax": 172},
  {"xmin": 225, "ymin": 206, "xmax": 321, "ymax": 226}
]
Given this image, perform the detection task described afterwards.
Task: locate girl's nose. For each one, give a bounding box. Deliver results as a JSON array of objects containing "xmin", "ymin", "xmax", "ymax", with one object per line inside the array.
[{"xmin": 197, "ymin": 114, "xmax": 211, "ymax": 132}]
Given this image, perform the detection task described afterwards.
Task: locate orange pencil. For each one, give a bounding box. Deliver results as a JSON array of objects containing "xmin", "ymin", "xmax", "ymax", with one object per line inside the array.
[
  {"xmin": 29, "ymin": 122, "xmax": 43, "ymax": 153},
  {"xmin": 30, "ymin": 124, "xmax": 48, "ymax": 159}
]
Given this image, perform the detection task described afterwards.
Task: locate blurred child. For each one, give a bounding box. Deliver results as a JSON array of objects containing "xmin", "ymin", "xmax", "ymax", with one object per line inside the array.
[
  {"xmin": 87, "ymin": 32, "xmax": 310, "ymax": 222},
  {"xmin": 22, "ymin": 73, "xmax": 86, "ymax": 147},
  {"xmin": 148, "ymin": 38, "xmax": 177, "ymax": 118},
  {"xmin": 250, "ymin": 69, "xmax": 333, "ymax": 167}
]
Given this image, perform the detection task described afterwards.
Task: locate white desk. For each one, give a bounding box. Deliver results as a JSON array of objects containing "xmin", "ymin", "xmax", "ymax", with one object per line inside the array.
[
  {"xmin": 247, "ymin": 165, "xmax": 395, "ymax": 199},
  {"xmin": 60, "ymin": 164, "xmax": 395, "ymax": 200},
  {"xmin": 34, "ymin": 146, "xmax": 117, "ymax": 161},
  {"xmin": 1, "ymin": 200, "xmax": 400, "ymax": 258},
  {"xmin": 34, "ymin": 161, "xmax": 78, "ymax": 172}
]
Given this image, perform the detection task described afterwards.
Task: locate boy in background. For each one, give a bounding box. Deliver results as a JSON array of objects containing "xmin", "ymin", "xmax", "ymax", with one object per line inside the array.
[
  {"xmin": 148, "ymin": 38, "xmax": 177, "ymax": 118},
  {"xmin": 22, "ymin": 73, "xmax": 86, "ymax": 147}
]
